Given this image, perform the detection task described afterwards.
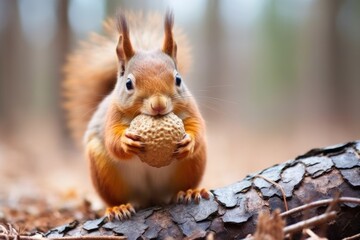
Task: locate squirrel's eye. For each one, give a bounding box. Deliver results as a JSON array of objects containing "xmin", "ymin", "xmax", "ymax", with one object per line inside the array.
[
  {"xmin": 175, "ymin": 74, "xmax": 182, "ymax": 87},
  {"xmin": 126, "ymin": 78, "xmax": 134, "ymax": 91}
]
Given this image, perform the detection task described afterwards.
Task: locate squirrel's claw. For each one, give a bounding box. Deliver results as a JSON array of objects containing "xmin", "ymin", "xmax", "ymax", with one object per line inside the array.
[
  {"xmin": 177, "ymin": 133, "xmax": 192, "ymax": 146},
  {"xmin": 176, "ymin": 188, "xmax": 211, "ymax": 204},
  {"xmin": 125, "ymin": 132, "xmax": 143, "ymax": 141},
  {"xmin": 105, "ymin": 203, "xmax": 136, "ymax": 221},
  {"xmin": 174, "ymin": 133, "xmax": 195, "ymax": 159},
  {"xmin": 121, "ymin": 131, "xmax": 145, "ymax": 155}
]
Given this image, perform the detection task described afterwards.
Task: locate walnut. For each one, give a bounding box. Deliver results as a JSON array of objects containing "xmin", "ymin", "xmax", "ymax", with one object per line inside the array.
[{"xmin": 128, "ymin": 112, "xmax": 185, "ymax": 168}]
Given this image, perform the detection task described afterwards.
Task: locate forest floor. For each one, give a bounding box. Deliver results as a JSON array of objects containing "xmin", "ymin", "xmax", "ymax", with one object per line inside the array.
[{"xmin": 0, "ymin": 118, "xmax": 359, "ymax": 236}]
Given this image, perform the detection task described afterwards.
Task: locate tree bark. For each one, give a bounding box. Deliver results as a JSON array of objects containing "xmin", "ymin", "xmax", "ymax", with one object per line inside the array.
[{"xmin": 41, "ymin": 141, "xmax": 360, "ymax": 240}]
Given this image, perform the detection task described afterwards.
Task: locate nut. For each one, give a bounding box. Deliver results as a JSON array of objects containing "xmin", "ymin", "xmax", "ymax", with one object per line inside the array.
[{"xmin": 128, "ymin": 112, "xmax": 185, "ymax": 167}]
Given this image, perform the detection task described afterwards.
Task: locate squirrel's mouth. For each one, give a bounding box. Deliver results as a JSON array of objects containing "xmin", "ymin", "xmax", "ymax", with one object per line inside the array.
[
  {"xmin": 143, "ymin": 109, "xmax": 172, "ymax": 117},
  {"xmin": 141, "ymin": 97, "xmax": 173, "ymax": 116}
]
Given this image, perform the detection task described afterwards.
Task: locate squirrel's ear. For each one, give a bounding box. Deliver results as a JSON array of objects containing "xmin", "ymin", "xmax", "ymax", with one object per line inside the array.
[
  {"xmin": 116, "ymin": 13, "xmax": 135, "ymax": 65},
  {"xmin": 162, "ymin": 11, "xmax": 177, "ymax": 60}
]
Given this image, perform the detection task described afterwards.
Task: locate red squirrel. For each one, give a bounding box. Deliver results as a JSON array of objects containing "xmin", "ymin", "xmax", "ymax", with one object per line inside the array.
[{"xmin": 63, "ymin": 11, "xmax": 208, "ymax": 220}]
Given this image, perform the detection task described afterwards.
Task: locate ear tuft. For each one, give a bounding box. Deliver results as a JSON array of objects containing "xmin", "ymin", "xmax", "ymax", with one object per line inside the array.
[
  {"xmin": 162, "ymin": 10, "xmax": 177, "ymax": 59},
  {"xmin": 116, "ymin": 12, "xmax": 135, "ymax": 66}
]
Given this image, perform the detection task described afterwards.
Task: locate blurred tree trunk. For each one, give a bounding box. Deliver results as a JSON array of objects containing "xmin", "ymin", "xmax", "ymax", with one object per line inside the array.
[
  {"xmin": 54, "ymin": 0, "xmax": 71, "ymax": 142},
  {"xmin": 323, "ymin": 0, "xmax": 346, "ymax": 120},
  {"xmin": 0, "ymin": 0, "xmax": 22, "ymax": 135},
  {"xmin": 201, "ymin": 1, "xmax": 224, "ymax": 118}
]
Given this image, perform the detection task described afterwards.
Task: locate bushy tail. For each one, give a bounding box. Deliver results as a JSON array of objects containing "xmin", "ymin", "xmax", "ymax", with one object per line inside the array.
[{"xmin": 63, "ymin": 11, "xmax": 191, "ymax": 145}]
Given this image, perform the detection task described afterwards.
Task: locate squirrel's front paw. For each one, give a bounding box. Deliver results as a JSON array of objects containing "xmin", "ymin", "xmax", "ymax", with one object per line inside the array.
[
  {"xmin": 120, "ymin": 131, "xmax": 145, "ymax": 155},
  {"xmin": 174, "ymin": 133, "xmax": 195, "ymax": 160}
]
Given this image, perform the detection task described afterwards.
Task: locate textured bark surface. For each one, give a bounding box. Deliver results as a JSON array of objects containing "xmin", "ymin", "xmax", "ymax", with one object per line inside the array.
[{"xmin": 44, "ymin": 141, "xmax": 360, "ymax": 240}]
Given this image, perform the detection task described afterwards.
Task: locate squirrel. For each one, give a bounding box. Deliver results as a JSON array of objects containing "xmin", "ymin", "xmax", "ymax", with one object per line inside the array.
[{"xmin": 63, "ymin": 11, "xmax": 209, "ymax": 220}]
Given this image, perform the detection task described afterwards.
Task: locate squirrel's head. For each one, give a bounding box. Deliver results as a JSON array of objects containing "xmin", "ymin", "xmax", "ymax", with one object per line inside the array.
[{"xmin": 113, "ymin": 11, "xmax": 190, "ymax": 118}]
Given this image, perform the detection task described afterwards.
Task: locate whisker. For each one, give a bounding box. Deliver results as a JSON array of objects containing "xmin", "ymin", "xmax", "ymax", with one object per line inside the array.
[
  {"xmin": 191, "ymin": 89, "xmax": 212, "ymax": 93},
  {"xmin": 172, "ymin": 92, "xmax": 238, "ymax": 105},
  {"xmin": 192, "ymin": 95, "xmax": 239, "ymax": 105},
  {"xmin": 196, "ymin": 102, "xmax": 225, "ymax": 115},
  {"xmin": 191, "ymin": 83, "xmax": 234, "ymax": 88}
]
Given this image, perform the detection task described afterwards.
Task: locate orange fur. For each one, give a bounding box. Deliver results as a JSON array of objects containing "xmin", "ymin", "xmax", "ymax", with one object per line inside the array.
[
  {"xmin": 183, "ymin": 116, "xmax": 205, "ymax": 152},
  {"xmin": 172, "ymin": 144, "xmax": 206, "ymax": 192},
  {"xmin": 162, "ymin": 11, "xmax": 177, "ymax": 59},
  {"xmin": 63, "ymin": 11, "xmax": 191, "ymax": 145},
  {"xmin": 86, "ymin": 136, "xmax": 131, "ymax": 206},
  {"xmin": 64, "ymin": 11, "xmax": 206, "ymax": 210},
  {"xmin": 104, "ymin": 105, "xmax": 134, "ymax": 160},
  {"xmin": 116, "ymin": 12, "xmax": 135, "ymax": 70},
  {"xmin": 172, "ymin": 112, "xmax": 206, "ymax": 191}
]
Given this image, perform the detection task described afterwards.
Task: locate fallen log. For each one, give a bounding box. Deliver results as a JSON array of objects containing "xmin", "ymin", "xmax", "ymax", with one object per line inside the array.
[{"xmin": 3, "ymin": 141, "xmax": 360, "ymax": 240}]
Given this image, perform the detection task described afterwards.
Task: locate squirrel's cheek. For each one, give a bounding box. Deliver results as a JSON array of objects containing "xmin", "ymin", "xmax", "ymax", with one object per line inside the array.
[{"xmin": 139, "ymin": 103, "xmax": 150, "ymax": 115}]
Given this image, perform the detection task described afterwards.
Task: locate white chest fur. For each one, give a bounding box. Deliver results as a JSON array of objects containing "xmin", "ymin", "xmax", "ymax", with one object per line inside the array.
[{"xmin": 115, "ymin": 156, "xmax": 178, "ymax": 205}]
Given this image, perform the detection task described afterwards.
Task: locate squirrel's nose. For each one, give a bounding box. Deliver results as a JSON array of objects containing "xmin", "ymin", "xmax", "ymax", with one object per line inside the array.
[
  {"xmin": 150, "ymin": 95, "xmax": 168, "ymax": 115},
  {"xmin": 151, "ymin": 103, "xmax": 166, "ymax": 114}
]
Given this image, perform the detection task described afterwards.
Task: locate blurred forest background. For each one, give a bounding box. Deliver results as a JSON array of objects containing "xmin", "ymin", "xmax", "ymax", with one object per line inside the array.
[{"xmin": 0, "ymin": 0, "xmax": 360, "ymax": 205}]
